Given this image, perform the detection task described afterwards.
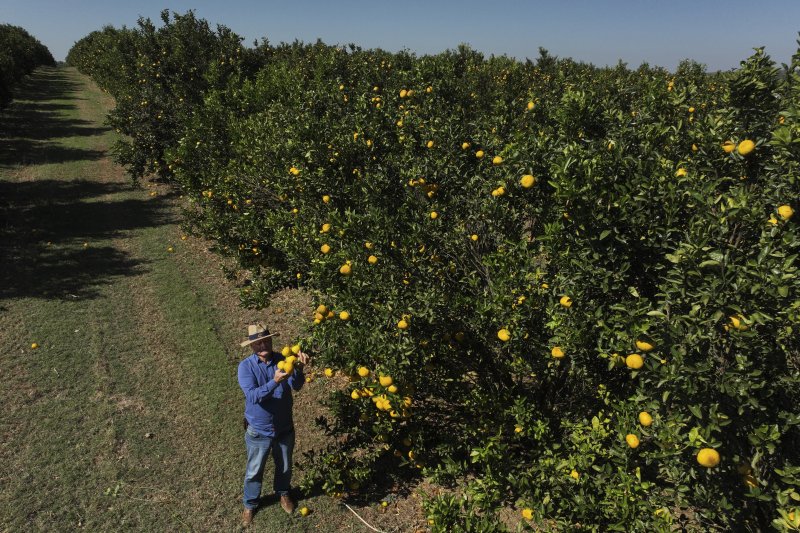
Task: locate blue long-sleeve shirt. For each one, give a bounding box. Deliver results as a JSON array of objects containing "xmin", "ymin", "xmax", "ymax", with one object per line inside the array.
[{"xmin": 238, "ymin": 352, "xmax": 305, "ymax": 437}]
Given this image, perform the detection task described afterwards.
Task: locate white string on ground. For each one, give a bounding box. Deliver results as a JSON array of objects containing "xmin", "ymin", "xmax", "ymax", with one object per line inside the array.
[{"xmin": 344, "ymin": 503, "xmax": 387, "ymax": 533}]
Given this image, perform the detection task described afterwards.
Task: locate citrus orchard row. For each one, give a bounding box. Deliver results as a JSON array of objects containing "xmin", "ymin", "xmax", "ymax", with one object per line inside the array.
[
  {"xmin": 68, "ymin": 15, "xmax": 800, "ymax": 530},
  {"xmin": 0, "ymin": 24, "xmax": 54, "ymax": 108}
]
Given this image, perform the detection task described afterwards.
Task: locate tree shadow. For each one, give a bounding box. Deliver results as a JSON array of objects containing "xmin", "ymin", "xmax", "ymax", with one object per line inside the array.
[
  {"xmin": 9, "ymin": 67, "xmax": 83, "ymax": 102},
  {"xmin": 0, "ymin": 179, "xmax": 179, "ymax": 302},
  {"xmin": 0, "ymin": 67, "xmax": 112, "ymax": 168},
  {"xmin": 297, "ymin": 437, "xmax": 424, "ymax": 507},
  {"xmin": 0, "ymin": 139, "xmax": 107, "ymax": 167}
]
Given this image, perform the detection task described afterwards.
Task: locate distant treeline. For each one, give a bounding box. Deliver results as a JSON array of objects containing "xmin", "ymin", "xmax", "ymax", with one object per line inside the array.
[{"xmin": 0, "ymin": 24, "xmax": 55, "ymax": 108}]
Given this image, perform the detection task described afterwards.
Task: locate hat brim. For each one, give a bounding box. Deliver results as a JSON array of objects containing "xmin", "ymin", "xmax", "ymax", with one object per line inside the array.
[{"xmin": 240, "ymin": 332, "xmax": 279, "ymax": 347}]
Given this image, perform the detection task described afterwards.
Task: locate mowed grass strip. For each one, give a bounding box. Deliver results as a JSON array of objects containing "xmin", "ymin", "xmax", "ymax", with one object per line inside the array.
[{"xmin": 1, "ymin": 68, "xmax": 422, "ymax": 532}]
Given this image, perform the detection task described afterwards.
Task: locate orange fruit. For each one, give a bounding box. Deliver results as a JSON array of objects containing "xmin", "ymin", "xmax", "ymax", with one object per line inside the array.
[
  {"xmin": 520, "ymin": 174, "xmax": 535, "ymax": 188},
  {"xmin": 697, "ymin": 448, "xmax": 720, "ymax": 467},
  {"xmin": 729, "ymin": 315, "xmax": 749, "ymax": 331},
  {"xmin": 737, "ymin": 139, "xmax": 755, "ymax": 155},
  {"xmin": 626, "ymin": 354, "xmax": 644, "ymax": 369},
  {"xmin": 635, "ymin": 339, "xmax": 655, "ymax": 352},
  {"xmin": 778, "ymin": 205, "xmax": 794, "ymax": 220}
]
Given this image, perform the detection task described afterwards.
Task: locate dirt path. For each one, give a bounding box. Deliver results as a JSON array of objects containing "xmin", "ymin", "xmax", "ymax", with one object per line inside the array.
[{"xmin": 0, "ymin": 67, "xmax": 429, "ymax": 532}]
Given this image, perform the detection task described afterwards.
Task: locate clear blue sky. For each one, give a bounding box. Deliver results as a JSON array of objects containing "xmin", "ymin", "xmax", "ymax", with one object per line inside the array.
[{"xmin": 3, "ymin": 0, "xmax": 799, "ymax": 71}]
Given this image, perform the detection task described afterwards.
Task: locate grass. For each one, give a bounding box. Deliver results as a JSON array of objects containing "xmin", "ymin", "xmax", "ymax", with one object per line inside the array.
[{"xmin": 0, "ymin": 67, "xmax": 428, "ymax": 532}]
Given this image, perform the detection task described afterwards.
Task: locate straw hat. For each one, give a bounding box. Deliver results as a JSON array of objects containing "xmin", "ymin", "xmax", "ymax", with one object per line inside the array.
[{"xmin": 240, "ymin": 323, "xmax": 279, "ymax": 347}]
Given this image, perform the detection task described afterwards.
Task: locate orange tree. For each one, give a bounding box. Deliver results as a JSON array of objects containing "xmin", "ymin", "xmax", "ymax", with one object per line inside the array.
[
  {"xmin": 73, "ymin": 25, "xmax": 800, "ymax": 530},
  {"xmin": 0, "ymin": 24, "xmax": 55, "ymax": 107},
  {"xmin": 67, "ymin": 10, "xmax": 246, "ymax": 181},
  {"xmin": 65, "ymin": 25, "xmax": 139, "ymax": 100},
  {"xmin": 170, "ymin": 42, "xmax": 799, "ymax": 531}
]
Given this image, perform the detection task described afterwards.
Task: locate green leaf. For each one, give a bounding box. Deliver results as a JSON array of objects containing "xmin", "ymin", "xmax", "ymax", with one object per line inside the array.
[{"xmin": 688, "ymin": 427, "xmax": 707, "ymax": 445}]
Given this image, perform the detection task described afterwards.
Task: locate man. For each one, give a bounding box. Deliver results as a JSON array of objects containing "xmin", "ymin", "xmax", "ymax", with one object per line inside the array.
[{"xmin": 237, "ymin": 323, "xmax": 310, "ymax": 527}]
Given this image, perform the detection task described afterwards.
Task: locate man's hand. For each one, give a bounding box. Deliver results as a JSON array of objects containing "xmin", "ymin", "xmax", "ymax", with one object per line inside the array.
[
  {"xmin": 274, "ymin": 369, "xmax": 290, "ymax": 383},
  {"xmin": 296, "ymin": 351, "xmax": 311, "ymax": 368}
]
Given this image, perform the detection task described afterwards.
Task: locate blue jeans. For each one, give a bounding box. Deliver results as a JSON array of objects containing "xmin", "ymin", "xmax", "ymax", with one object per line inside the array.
[{"xmin": 243, "ymin": 427, "xmax": 295, "ymax": 510}]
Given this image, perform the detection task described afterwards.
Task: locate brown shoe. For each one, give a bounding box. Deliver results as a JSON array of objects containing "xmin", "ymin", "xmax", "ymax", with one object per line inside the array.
[
  {"xmin": 242, "ymin": 508, "xmax": 254, "ymax": 527},
  {"xmin": 280, "ymin": 494, "xmax": 295, "ymax": 514}
]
